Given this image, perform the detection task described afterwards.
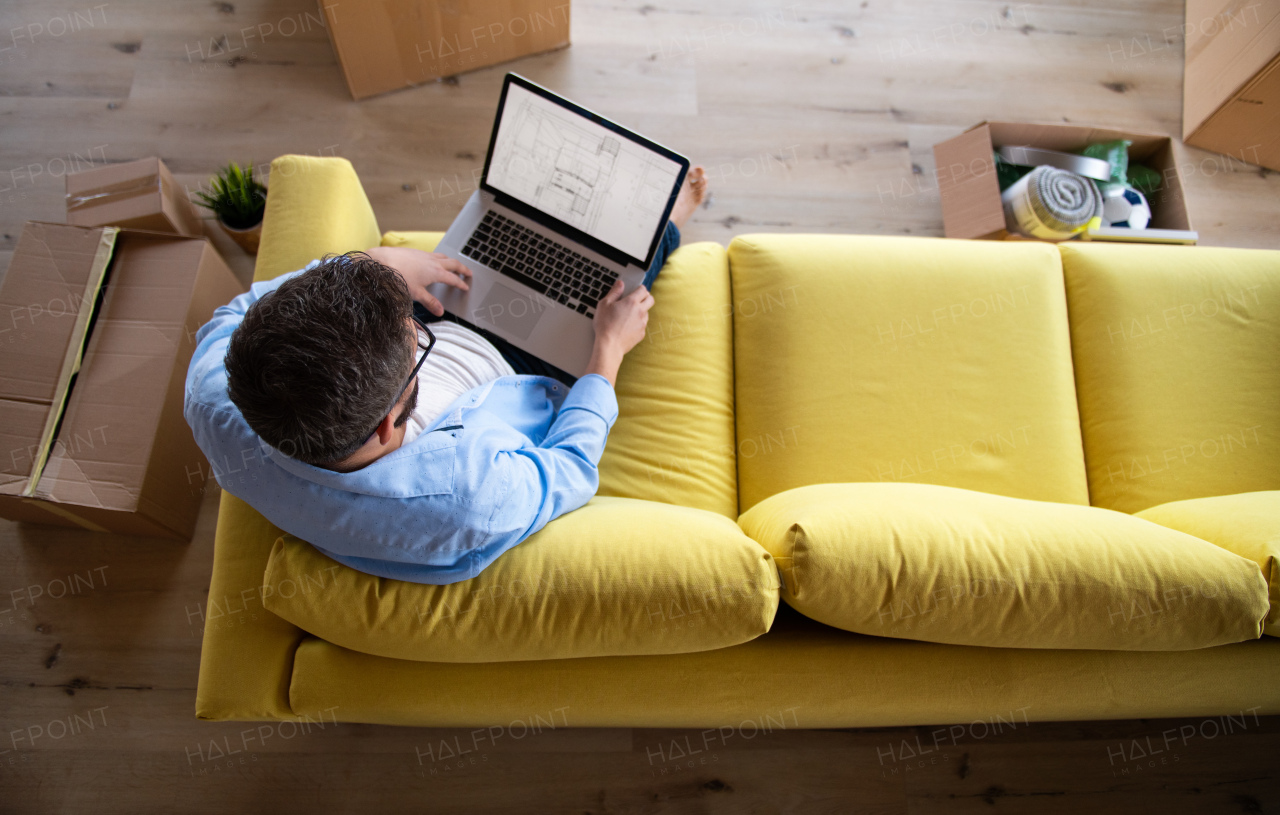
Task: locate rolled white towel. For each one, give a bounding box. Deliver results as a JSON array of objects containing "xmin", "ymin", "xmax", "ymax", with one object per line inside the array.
[{"xmin": 1001, "ymin": 165, "xmax": 1102, "ymax": 241}]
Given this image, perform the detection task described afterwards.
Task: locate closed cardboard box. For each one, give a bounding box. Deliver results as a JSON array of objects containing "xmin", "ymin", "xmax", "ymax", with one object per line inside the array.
[
  {"xmin": 66, "ymin": 156, "xmax": 204, "ymax": 237},
  {"xmin": 932, "ymin": 121, "xmax": 1191, "ymax": 242},
  {"xmin": 0, "ymin": 222, "xmax": 244, "ymax": 539},
  {"xmin": 1182, "ymin": 0, "xmax": 1280, "ymax": 170},
  {"xmin": 322, "ymin": 0, "xmax": 571, "ymax": 100}
]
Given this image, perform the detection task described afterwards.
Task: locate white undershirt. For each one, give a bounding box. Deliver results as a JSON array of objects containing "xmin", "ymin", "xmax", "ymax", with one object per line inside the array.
[{"xmin": 402, "ymin": 322, "xmax": 514, "ymax": 444}]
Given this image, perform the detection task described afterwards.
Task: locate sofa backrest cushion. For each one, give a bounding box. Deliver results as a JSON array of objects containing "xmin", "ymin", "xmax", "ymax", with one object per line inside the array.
[
  {"xmin": 381, "ymin": 233, "xmax": 740, "ymax": 518},
  {"xmin": 263, "ymin": 496, "xmax": 779, "ymax": 663},
  {"xmin": 738, "ymin": 482, "xmax": 1269, "ymax": 651},
  {"xmin": 728, "ymin": 234, "xmax": 1089, "ymax": 513},
  {"xmin": 596, "ymin": 242, "xmax": 738, "ymax": 516},
  {"xmin": 1060, "ymin": 243, "xmax": 1280, "ymax": 513}
]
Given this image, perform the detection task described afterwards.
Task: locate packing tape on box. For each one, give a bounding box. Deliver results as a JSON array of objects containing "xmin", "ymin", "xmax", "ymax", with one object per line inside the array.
[
  {"xmin": 998, "ymin": 146, "xmax": 1112, "ymax": 181},
  {"xmin": 66, "ymin": 175, "xmax": 160, "ymax": 210},
  {"xmin": 1001, "ymin": 166, "xmax": 1102, "ymax": 241}
]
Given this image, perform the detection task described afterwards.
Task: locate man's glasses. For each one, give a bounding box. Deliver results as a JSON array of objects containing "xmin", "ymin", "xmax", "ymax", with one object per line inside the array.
[{"xmin": 363, "ymin": 314, "xmax": 435, "ymax": 444}]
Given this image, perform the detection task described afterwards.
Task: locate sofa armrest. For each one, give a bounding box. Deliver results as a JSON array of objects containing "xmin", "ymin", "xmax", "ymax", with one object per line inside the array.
[
  {"xmin": 253, "ymin": 155, "xmax": 382, "ymax": 284},
  {"xmin": 196, "ymin": 492, "xmax": 308, "ymax": 721},
  {"xmin": 197, "ymin": 155, "xmax": 383, "ymax": 720}
]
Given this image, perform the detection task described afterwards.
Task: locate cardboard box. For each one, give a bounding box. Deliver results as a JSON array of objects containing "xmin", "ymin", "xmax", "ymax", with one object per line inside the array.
[
  {"xmin": 0, "ymin": 222, "xmax": 244, "ymax": 539},
  {"xmin": 932, "ymin": 122, "xmax": 1191, "ymax": 242},
  {"xmin": 66, "ymin": 156, "xmax": 203, "ymax": 237},
  {"xmin": 322, "ymin": 0, "xmax": 571, "ymax": 101},
  {"xmin": 1182, "ymin": 0, "xmax": 1280, "ymax": 170}
]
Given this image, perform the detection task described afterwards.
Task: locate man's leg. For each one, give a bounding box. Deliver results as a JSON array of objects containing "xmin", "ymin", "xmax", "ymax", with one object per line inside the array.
[
  {"xmin": 642, "ymin": 165, "xmax": 706, "ymax": 290},
  {"xmin": 642, "ymin": 222, "xmax": 681, "ymax": 290}
]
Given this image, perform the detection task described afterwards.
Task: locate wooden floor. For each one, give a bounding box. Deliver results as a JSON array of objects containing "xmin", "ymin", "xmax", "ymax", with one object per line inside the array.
[{"xmin": 1, "ymin": 0, "xmax": 1278, "ymax": 812}]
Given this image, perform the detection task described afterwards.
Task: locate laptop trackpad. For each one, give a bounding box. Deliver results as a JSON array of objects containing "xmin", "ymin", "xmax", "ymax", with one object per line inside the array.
[{"xmin": 474, "ymin": 282, "xmax": 546, "ymax": 340}]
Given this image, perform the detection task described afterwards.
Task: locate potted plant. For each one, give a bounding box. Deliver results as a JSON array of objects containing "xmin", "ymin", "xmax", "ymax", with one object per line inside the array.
[{"xmin": 195, "ymin": 161, "xmax": 267, "ymax": 254}]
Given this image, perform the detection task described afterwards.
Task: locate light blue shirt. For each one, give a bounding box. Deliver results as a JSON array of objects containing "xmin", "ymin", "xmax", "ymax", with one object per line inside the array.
[{"xmin": 183, "ymin": 268, "xmax": 618, "ymax": 584}]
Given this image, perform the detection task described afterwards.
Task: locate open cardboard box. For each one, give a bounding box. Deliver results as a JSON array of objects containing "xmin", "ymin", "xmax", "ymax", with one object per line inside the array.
[
  {"xmin": 321, "ymin": 0, "xmax": 571, "ymax": 101},
  {"xmin": 933, "ymin": 121, "xmax": 1192, "ymax": 242},
  {"xmin": 0, "ymin": 222, "xmax": 243, "ymax": 539}
]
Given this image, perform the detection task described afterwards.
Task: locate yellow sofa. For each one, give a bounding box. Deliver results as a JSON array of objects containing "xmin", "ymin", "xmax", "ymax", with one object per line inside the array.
[{"xmin": 195, "ymin": 155, "xmax": 1280, "ymax": 727}]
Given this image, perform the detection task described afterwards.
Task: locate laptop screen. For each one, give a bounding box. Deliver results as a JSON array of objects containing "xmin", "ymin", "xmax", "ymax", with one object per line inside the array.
[{"xmin": 483, "ymin": 78, "xmax": 687, "ymax": 267}]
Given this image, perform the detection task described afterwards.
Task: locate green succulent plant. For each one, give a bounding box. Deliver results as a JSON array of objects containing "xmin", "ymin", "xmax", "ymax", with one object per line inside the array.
[{"xmin": 194, "ymin": 161, "xmax": 267, "ymax": 230}]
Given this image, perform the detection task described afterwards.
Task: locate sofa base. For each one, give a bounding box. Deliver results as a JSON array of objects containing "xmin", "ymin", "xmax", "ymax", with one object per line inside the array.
[{"xmin": 280, "ymin": 606, "xmax": 1280, "ymax": 729}]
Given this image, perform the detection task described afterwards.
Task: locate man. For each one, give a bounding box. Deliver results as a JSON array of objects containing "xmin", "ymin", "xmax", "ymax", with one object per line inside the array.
[{"xmin": 184, "ymin": 167, "xmax": 708, "ymax": 584}]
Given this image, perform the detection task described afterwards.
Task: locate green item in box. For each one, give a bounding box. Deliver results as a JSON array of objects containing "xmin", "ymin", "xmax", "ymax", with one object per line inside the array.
[
  {"xmin": 1127, "ymin": 163, "xmax": 1162, "ymax": 194},
  {"xmin": 1082, "ymin": 140, "xmax": 1161, "ymax": 193},
  {"xmin": 994, "ymin": 152, "xmax": 1032, "ymax": 191},
  {"xmin": 1083, "ymin": 140, "xmax": 1130, "ymax": 185}
]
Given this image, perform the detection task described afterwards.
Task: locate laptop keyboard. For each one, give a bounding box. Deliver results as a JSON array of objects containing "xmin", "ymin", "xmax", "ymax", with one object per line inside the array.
[{"xmin": 461, "ymin": 211, "xmax": 619, "ymax": 318}]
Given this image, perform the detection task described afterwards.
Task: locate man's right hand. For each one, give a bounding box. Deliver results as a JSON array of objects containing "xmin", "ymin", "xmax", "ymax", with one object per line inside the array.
[
  {"xmin": 365, "ymin": 246, "xmax": 472, "ymax": 317},
  {"xmin": 584, "ymin": 280, "xmax": 654, "ymax": 386}
]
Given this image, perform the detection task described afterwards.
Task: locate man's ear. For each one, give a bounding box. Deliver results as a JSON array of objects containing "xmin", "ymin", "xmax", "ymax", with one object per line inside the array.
[{"xmin": 374, "ymin": 412, "xmax": 397, "ymax": 445}]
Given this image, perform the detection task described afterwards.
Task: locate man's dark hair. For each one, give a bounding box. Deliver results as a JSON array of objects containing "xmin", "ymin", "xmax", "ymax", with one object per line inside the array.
[{"xmin": 225, "ymin": 252, "xmax": 414, "ymax": 466}]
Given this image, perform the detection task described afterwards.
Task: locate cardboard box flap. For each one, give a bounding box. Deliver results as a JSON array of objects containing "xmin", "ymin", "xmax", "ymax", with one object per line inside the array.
[
  {"xmin": 35, "ymin": 233, "xmax": 208, "ymax": 517},
  {"xmin": 0, "ymin": 223, "xmax": 116, "ymax": 402},
  {"xmin": 0, "ymin": 400, "xmax": 51, "ymax": 494},
  {"xmin": 1183, "ymin": 0, "xmax": 1280, "ymax": 137},
  {"xmin": 137, "ymin": 241, "xmax": 245, "ymax": 536},
  {"xmin": 0, "ymin": 222, "xmax": 117, "ymax": 497},
  {"xmin": 933, "ymin": 124, "xmax": 1006, "ymax": 240}
]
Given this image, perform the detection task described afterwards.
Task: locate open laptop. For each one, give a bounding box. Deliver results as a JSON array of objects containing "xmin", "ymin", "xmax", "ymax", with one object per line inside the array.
[{"xmin": 428, "ymin": 73, "xmax": 689, "ymax": 377}]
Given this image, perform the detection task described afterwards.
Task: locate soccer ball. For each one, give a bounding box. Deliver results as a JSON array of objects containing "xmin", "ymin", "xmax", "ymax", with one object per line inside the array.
[{"xmin": 1100, "ymin": 185, "xmax": 1151, "ymax": 229}]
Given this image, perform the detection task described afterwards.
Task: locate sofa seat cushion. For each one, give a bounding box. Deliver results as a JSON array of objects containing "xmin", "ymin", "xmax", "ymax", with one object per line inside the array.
[
  {"xmin": 262, "ymin": 496, "xmax": 779, "ymax": 663},
  {"xmin": 1137, "ymin": 491, "xmax": 1279, "ymax": 637},
  {"xmin": 286, "ymin": 607, "xmax": 1280, "ymax": 728},
  {"xmin": 381, "ymin": 232, "xmax": 738, "ymax": 518},
  {"xmin": 1060, "ymin": 242, "xmax": 1280, "ymax": 513},
  {"xmin": 737, "ymin": 482, "xmax": 1269, "ymax": 651},
  {"xmin": 728, "ymin": 234, "xmax": 1089, "ymax": 514}
]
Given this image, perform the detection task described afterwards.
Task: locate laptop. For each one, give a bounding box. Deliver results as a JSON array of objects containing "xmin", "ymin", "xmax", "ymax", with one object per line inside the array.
[{"xmin": 428, "ymin": 73, "xmax": 690, "ymax": 377}]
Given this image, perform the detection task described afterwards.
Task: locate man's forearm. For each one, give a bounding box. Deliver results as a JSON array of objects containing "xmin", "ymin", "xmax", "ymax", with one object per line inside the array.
[{"xmin": 583, "ymin": 339, "xmax": 625, "ymax": 387}]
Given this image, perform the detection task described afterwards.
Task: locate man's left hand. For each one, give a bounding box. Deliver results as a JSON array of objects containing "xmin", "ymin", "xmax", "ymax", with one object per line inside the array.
[{"xmin": 367, "ymin": 246, "xmax": 472, "ymax": 316}]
